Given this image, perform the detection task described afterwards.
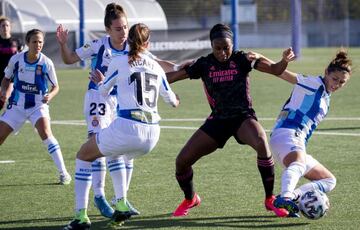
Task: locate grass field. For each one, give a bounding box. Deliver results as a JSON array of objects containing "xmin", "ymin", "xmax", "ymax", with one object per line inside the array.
[{"xmin": 0, "ymin": 48, "xmax": 359, "ymax": 229}]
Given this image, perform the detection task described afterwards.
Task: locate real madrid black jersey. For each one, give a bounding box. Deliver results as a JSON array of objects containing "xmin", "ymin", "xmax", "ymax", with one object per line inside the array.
[{"xmin": 185, "ymin": 50, "xmax": 254, "ymax": 119}]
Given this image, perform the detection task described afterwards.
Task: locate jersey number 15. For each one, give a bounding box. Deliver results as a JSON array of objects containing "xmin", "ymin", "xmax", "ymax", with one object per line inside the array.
[{"xmin": 129, "ymin": 72, "xmax": 158, "ymax": 108}]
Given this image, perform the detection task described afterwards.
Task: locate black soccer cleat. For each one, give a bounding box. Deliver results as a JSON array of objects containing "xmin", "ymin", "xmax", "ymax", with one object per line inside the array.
[{"xmin": 63, "ymin": 219, "xmax": 91, "ymax": 230}]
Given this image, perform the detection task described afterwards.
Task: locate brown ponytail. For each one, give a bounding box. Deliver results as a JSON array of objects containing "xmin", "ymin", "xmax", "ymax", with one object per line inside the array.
[{"xmin": 128, "ymin": 23, "xmax": 150, "ymax": 63}]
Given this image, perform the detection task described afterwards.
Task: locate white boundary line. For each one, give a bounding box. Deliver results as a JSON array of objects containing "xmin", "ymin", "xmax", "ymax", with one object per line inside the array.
[
  {"xmin": 0, "ymin": 160, "xmax": 15, "ymax": 164},
  {"xmin": 50, "ymin": 119, "xmax": 360, "ymax": 137}
]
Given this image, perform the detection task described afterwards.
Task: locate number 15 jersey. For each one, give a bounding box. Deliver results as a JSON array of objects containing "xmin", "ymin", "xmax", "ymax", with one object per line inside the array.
[{"xmin": 99, "ymin": 52, "xmax": 178, "ymax": 124}]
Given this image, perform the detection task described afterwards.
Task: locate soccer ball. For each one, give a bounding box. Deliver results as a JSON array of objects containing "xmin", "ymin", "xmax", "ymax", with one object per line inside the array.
[{"xmin": 299, "ymin": 189, "xmax": 330, "ymax": 220}]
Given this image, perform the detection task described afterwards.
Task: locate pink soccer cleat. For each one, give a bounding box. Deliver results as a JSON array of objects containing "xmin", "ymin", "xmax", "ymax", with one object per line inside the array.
[
  {"xmin": 172, "ymin": 193, "xmax": 201, "ymax": 217},
  {"xmin": 265, "ymin": 195, "xmax": 289, "ymax": 217}
]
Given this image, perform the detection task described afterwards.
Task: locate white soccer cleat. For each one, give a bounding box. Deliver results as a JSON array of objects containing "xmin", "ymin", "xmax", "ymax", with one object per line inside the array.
[{"xmin": 59, "ymin": 173, "xmax": 72, "ymax": 185}]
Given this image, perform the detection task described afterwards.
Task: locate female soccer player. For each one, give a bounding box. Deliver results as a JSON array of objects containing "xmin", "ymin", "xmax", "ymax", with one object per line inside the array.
[
  {"xmin": 166, "ymin": 23, "xmax": 295, "ymax": 217},
  {"xmin": 0, "ymin": 29, "xmax": 71, "ymax": 185},
  {"xmin": 0, "ymin": 17, "xmax": 22, "ymax": 110},
  {"xmin": 56, "ymin": 3, "xmax": 135, "ymax": 218},
  {"xmin": 271, "ymin": 50, "xmax": 352, "ymax": 217},
  {"xmin": 57, "ymin": 3, "xmax": 177, "ymax": 218},
  {"xmin": 64, "ymin": 23, "xmax": 179, "ymax": 230}
]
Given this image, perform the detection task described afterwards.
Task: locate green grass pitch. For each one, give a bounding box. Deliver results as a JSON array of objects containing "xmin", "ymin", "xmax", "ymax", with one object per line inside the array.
[{"xmin": 0, "ymin": 48, "xmax": 359, "ymax": 229}]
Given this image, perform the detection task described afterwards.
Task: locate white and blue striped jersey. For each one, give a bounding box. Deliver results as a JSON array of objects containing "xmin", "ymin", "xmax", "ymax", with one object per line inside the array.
[
  {"xmin": 76, "ymin": 35, "xmax": 129, "ymax": 92},
  {"xmin": 4, "ymin": 51, "xmax": 58, "ymax": 109},
  {"xmin": 98, "ymin": 52, "xmax": 177, "ymax": 124},
  {"xmin": 272, "ymin": 74, "xmax": 331, "ymax": 141}
]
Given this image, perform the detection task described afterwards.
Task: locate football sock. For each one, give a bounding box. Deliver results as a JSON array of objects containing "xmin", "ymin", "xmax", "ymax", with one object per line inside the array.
[
  {"xmin": 43, "ymin": 136, "xmax": 67, "ymax": 174},
  {"xmin": 75, "ymin": 159, "xmax": 92, "ymax": 210},
  {"xmin": 176, "ymin": 168, "xmax": 194, "ymax": 200},
  {"xmin": 107, "ymin": 156, "xmax": 127, "ymax": 200},
  {"xmin": 91, "ymin": 157, "xmax": 106, "ymax": 197},
  {"xmin": 124, "ymin": 156, "xmax": 134, "ymax": 191},
  {"xmin": 294, "ymin": 177, "xmax": 336, "ymax": 198},
  {"xmin": 257, "ymin": 156, "xmax": 275, "ymax": 198},
  {"xmin": 281, "ymin": 161, "xmax": 306, "ymax": 198}
]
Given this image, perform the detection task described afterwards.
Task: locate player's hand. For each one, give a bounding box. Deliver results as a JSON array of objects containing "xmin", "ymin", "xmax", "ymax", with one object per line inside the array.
[
  {"xmin": 173, "ymin": 94, "xmax": 180, "ymax": 108},
  {"xmin": 89, "ymin": 69, "xmax": 105, "ymax": 84},
  {"xmin": 42, "ymin": 94, "xmax": 50, "ymax": 104},
  {"xmin": 56, "ymin": 24, "xmax": 69, "ymax": 45},
  {"xmin": 246, "ymin": 51, "xmax": 261, "ymax": 62},
  {"xmin": 282, "ymin": 47, "xmax": 296, "ymax": 63}
]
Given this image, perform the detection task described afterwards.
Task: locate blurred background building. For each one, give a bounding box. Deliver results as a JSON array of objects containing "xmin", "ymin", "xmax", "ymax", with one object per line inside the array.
[{"xmin": 1, "ymin": 0, "xmax": 359, "ymax": 66}]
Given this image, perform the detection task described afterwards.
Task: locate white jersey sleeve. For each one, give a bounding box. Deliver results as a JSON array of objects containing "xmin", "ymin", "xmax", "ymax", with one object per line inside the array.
[
  {"xmin": 4, "ymin": 53, "xmax": 19, "ymax": 79},
  {"xmin": 44, "ymin": 57, "xmax": 58, "ymax": 87},
  {"xmin": 158, "ymin": 72, "xmax": 177, "ymax": 107},
  {"xmin": 75, "ymin": 39, "xmax": 102, "ymax": 61}
]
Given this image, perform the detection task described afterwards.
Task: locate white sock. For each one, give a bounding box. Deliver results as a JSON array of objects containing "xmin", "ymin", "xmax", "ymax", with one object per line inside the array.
[
  {"xmin": 107, "ymin": 156, "xmax": 127, "ymax": 200},
  {"xmin": 43, "ymin": 136, "xmax": 67, "ymax": 175},
  {"xmin": 294, "ymin": 177, "xmax": 336, "ymax": 198},
  {"xmin": 91, "ymin": 157, "xmax": 106, "ymax": 197},
  {"xmin": 124, "ymin": 156, "xmax": 134, "ymax": 191},
  {"xmin": 281, "ymin": 161, "xmax": 306, "ymax": 198},
  {"xmin": 75, "ymin": 158, "xmax": 92, "ymax": 210}
]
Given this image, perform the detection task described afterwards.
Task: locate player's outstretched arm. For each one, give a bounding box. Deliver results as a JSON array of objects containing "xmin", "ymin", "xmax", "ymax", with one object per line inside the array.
[
  {"xmin": 166, "ymin": 69, "xmax": 189, "ymax": 84},
  {"xmin": 56, "ymin": 24, "xmax": 81, "ymax": 64},
  {"xmin": 277, "ymin": 70, "xmax": 298, "ymax": 84},
  {"xmin": 249, "ymin": 47, "xmax": 295, "ymax": 76}
]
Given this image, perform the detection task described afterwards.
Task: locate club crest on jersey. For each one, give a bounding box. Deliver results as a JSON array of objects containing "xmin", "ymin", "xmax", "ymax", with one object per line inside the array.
[
  {"xmin": 229, "ymin": 61, "xmax": 236, "ymax": 68},
  {"xmin": 82, "ymin": 43, "xmax": 90, "ymax": 50},
  {"xmin": 36, "ymin": 65, "xmax": 42, "ymax": 75},
  {"xmin": 92, "ymin": 116, "xmax": 99, "ymax": 127}
]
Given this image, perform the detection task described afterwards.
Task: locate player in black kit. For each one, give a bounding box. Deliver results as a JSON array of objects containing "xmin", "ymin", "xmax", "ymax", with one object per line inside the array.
[
  {"xmin": 0, "ymin": 17, "xmax": 22, "ymax": 110},
  {"xmin": 167, "ymin": 23, "xmax": 295, "ymax": 218}
]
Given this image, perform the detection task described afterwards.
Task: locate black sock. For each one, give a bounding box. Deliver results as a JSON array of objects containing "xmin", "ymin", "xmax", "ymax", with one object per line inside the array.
[
  {"xmin": 176, "ymin": 168, "xmax": 194, "ymax": 200},
  {"xmin": 257, "ymin": 156, "xmax": 275, "ymax": 198}
]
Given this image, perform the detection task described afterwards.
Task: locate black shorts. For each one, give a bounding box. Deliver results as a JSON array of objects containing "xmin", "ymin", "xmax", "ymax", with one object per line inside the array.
[{"xmin": 200, "ymin": 109, "xmax": 257, "ymax": 148}]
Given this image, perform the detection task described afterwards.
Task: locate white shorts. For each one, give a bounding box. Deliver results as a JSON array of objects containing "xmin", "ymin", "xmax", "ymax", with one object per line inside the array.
[
  {"xmin": 270, "ymin": 128, "xmax": 319, "ymax": 174},
  {"xmin": 96, "ymin": 117, "xmax": 161, "ymax": 159},
  {"xmin": 0, "ymin": 103, "xmax": 50, "ymax": 133},
  {"xmin": 83, "ymin": 90, "xmax": 117, "ymax": 135}
]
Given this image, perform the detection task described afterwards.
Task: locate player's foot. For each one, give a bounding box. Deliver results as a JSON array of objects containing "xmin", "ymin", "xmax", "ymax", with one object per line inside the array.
[
  {"xmin": 126, "ymin": 200, "xmax": 140, "ymax": 216},
  {"xmin": 108, "ymin": 198, "xmax": 132, "ymax": 227},
  {"xmin": 94, "ymin": 195, "xmax": 114, "ymax": 218},
  {"xmin": 111, "ymin": 196, "xmax": 140, "ymax": 216},
  {"xmin": 59, "ymin": 172, "xmax": 72, "ymax": 185},
  {"xmin": 273, "ymin": 196, "xmax": 300, "ymax": 214},
  {"xmin": 64, "ymin": 209, "xmax": 91, "ymax": 230},
  {"xmin": 172, "ymin": 193, "xmax": 201, "ymax": 217},
  {"xmin": 287, "ymin": 212, "xmax": 301, "ymax": 218},
  {"xmin": 265, "ymin": 195, "xmax": 289, "ymax": 217}
]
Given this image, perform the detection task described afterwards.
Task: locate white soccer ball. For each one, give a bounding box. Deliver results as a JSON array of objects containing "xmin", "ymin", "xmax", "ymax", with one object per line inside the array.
[{"xmin": 299, "ymin": 189, "xmax": 330, "ymax": 220}]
